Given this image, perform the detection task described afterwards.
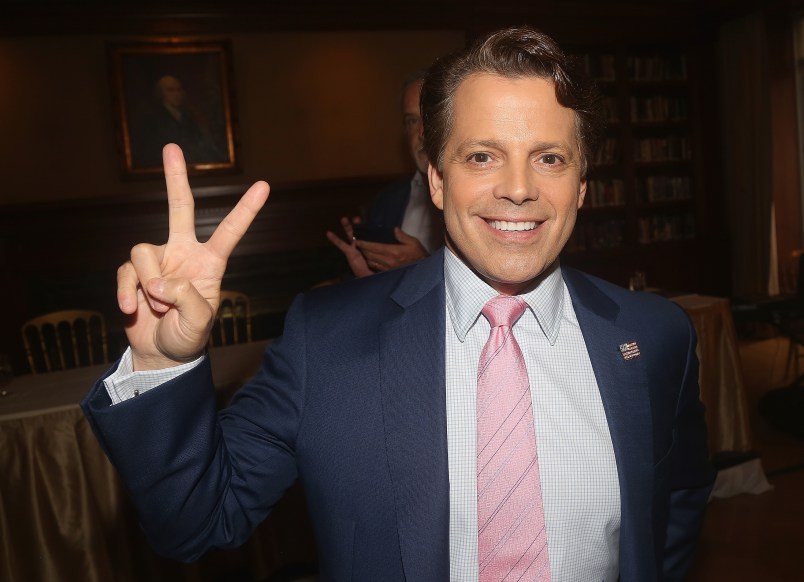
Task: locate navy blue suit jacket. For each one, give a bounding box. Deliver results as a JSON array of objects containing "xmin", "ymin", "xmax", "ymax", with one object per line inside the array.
[
  {"xmin": 82, "ymin": 250, "xmax": 714, "ymax": 581},
  {"xmin": 366, "ymin": 178, "xmax": 412, "ymax": 230}
]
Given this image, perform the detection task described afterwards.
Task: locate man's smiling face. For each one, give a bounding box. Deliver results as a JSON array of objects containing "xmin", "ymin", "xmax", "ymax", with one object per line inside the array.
[{"xmin": 428, "ymin": 73, "xmax": 586, "ymax": 295}]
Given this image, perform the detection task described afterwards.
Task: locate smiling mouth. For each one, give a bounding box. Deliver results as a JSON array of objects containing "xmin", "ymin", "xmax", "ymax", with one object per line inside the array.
[{"xmin": 487, "ymin": 220, "xmax": 538, "ymax": 232}]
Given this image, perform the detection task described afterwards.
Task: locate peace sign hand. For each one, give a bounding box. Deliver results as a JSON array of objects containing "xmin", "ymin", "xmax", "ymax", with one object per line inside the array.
[{"xmin": 116, "ymin": 144, "xmax": 269, "ymax": 371}]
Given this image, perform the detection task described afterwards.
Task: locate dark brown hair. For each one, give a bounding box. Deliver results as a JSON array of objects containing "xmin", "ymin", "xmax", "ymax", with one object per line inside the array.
[{"xmin": 421, "ymin": 26, "xmax": 603, "ymax": 177}]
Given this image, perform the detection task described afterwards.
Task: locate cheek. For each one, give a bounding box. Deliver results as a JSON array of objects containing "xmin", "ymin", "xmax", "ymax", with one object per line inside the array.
[{"xmin": 442, "ymin": 177, "xmax": 486, "ymax": 216}]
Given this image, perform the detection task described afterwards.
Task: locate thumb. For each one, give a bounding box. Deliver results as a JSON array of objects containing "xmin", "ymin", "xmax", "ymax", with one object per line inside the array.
[
  {"xmin": 394, "ymin": 227, "xmax": 416, "ymax": 244},
  {"xmin": 147, "ymin": 277, "xmax": 216, "ymax": 356}
]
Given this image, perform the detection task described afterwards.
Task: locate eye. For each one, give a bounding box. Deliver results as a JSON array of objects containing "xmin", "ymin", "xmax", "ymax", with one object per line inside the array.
[
  {"xmin": 404, "ymin": 116, "xmax": 420, "ymax": 128},
  {"xmin": 540, "ymin": 153, "xmax": 563, "ymax": 165},
  {"xmin": 469, "ymin": 152, "xmax": 492, "ymax": 164}
]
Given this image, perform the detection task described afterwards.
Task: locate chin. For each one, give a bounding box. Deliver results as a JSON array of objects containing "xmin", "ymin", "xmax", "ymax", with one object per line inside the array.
[{"xmin": 491, "ymin": 257, "xmax": 555, "ymax": 289}]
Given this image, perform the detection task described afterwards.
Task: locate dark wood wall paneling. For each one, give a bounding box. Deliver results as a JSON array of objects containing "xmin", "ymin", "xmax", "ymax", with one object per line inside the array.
[
  {"xmin": 0, "ymin": 176, "xmax": 390, "ymax": 373},
  {"xmin": 1, "ymin": 0, "xmax": 802, "ymax": 374}
]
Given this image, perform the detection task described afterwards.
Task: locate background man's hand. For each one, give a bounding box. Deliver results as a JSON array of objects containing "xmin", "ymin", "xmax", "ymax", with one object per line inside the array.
[
  {"xmin": 117, "ymin": 144, "xmax": 269, "ymax": 370},
  {"xmin": 325, "ymin": 216, "xmax": 373, "ymax": 278},
  {"xmin": 356, "ymin": 228, "xmax": 428, "ymax": 272}
]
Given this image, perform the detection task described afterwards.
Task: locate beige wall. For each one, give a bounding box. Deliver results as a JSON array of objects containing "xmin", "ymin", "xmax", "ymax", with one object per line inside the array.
[{"xmin": 0, "ymin": 30, "xmax": 464, "ymax": 205}]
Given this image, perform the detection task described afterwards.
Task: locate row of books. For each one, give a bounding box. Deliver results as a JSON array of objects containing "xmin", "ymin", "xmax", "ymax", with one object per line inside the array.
[
  {"xmin": 630, "ymin": 96, "xmax": 688, "ymax": 122},
  {"xmin": 586, "ymin": 176, "xmax": 692, "ymax": 206},
  {"xmin": 634, "ymin": 136, "xmax": 690, "ymax": 162},
  {"xmin": 637, "ymin": 213, "xmax": 695, "ymax": 244},
  {"xmin": 593, "ymin": 138, "xmax": 621, "ymax": 165},
  {"xmin": 635, "ymin": 176, "xmax": 692, "ymax": 203},
  {"xmin": 594, "ymin": 136, "xmax": 691, "ymax": 164},
  {"xmin": 574, "ymin": 53, "xmax": 617, "ymax": 82},
  {"xmin": 587, "ymin": 179, "xmax": 625, "ymax": 207},
  {"xmin": 574, "ymin": 54, "xmax": 688, "ymax": 83},
  {"xmin": 566, "ymin": 218, "xmax": 626, "ymax": 252},
  {"xmin": 566, "ymin": 211, "xmax": 695, "ymax": 250},
  {"xmin": 601, "ymin": 97, "xmax": 620, "ymax": 122},
  {"xmin": 627, "ymin": 55, "xmax": 687, "ymax": 82}
]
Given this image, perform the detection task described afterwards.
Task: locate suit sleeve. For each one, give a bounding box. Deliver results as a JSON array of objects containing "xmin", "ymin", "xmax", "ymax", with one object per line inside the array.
[
  {"xmin": 662, "ymin": 313, "xmax": 716, "ymax": 581},
  {"xmin": 80, "ymin": 294, "xmax": 310, "ymax": 561}
]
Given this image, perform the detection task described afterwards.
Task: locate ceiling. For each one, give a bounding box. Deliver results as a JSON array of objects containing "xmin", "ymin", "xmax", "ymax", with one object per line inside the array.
[{"xmin": 0, "ymin": 0, "xmax": 798, "ymax": 38}]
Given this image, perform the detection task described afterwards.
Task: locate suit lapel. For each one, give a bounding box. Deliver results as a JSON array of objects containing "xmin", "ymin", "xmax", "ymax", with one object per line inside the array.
[
  {"xmin": 563, "ymin": 268, "xmax": 656, "ymax": 579},
  {"xmin": 375, "ymin": 260, "xmax": 657, "ymax": 579},
  {"xmin": 379, "ymin": 252, "xmax": 450, "ymax": 580}
]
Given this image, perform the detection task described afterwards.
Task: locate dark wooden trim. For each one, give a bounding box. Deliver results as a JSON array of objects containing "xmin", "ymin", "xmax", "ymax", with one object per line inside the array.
[
  {"xmin": 0, "ymin": 173, "xmax": 397, "ymax": 374},
  {"xmin": 1, "ymin": 1, "xmax": 716, "ymax": 41}
]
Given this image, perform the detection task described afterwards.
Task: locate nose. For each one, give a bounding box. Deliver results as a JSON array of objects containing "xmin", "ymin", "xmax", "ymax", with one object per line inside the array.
[{"xmin": 495, "ymin": 160, "xmax": 538, "ymax": 205}]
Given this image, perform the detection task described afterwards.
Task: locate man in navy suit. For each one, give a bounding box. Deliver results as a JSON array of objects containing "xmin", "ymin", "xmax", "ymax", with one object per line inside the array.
[
  {"xmin": 326, "ymin": 70, "xmax": 443, "ymax": 277},
  {"xmin": 82, "ymin": 26, "xmax": 714, "ymax": 581}
]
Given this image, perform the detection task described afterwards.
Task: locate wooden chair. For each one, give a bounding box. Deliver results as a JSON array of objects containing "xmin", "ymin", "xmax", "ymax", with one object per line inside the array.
[
  {"xmin": 22, "ymin": 310, "xmax": 109, "ymax": 373},
  {"xmin": 210, "ymin": 291, "xmax": 252, "ymax": 347}
]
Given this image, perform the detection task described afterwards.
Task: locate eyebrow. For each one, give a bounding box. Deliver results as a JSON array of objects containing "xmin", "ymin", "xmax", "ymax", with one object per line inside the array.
[{"xmin": 454, "ymin": 139, "xmax": 576, "ymax": 157}]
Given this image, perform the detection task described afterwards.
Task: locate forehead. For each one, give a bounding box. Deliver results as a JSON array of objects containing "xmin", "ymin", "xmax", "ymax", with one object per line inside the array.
[
  {"xmin": 160, "ymin": 77, "xmax": 182, "ymax": 89},
  {"xmin": 448, "ymin": 73, "xmax": 577, "ymax": 145},
  {"xmin": 402, "ymin": 79, "xmax": 423, "ymax": 114}
]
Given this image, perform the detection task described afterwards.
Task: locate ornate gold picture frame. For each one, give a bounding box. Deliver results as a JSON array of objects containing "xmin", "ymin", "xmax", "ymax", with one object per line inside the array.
[{"xmin": 108, "ymin": 39, "xmax": 238, "ymax": 179}]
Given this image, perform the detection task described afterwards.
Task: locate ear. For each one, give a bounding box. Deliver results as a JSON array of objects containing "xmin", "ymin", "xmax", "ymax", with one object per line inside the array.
[
  {"xmin": 428, "ymin": 163, "xmax": 444, "ymax": 210},
  {"xmin": 577, "ymin": 178, "xmax": 587, "ymax": 210}
]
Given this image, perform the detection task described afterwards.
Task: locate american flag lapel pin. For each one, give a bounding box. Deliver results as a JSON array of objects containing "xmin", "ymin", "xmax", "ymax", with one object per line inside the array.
[{"xmin": 619, "ymin": 341, "xmax": 640, "ymax": 361}]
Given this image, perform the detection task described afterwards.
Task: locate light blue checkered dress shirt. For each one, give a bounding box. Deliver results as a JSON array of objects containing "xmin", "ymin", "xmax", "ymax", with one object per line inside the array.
[{"xmin": 443, "ymin": 250, "xmax": 620, "ymax": 582}]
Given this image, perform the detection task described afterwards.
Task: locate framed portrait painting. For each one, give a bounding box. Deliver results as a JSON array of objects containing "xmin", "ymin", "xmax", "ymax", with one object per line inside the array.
[{"xmin": 108, "ymin": 39, "xmax": 239, "ymax": 178}]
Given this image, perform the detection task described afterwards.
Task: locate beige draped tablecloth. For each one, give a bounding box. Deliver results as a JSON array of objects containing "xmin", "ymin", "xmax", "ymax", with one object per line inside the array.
[
  {"xmin": 670, "ymin": 294, "xmax": 753, "ymax": 454},
  {"xmin": 670, "ymin": 294, "xmax": 771, "ymax": 498},
  {"xmin": 0, "ymin": 340, "xmax": 317, "ymax": 582}
]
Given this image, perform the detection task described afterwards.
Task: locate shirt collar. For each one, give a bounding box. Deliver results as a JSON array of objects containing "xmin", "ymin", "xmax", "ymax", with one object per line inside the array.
[
  {"xmin": 444, "ymin": 248, "xmax": 564, "ymax": 345},
  {"xmin": 410, "ymin": 171, "xmax": 427, "ymax": 197}
]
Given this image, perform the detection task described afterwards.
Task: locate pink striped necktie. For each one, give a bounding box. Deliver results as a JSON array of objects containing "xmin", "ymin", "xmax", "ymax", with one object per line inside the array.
[{"xmin": 477, "ymin": 295, "xmax": 551, "ymax": 581}]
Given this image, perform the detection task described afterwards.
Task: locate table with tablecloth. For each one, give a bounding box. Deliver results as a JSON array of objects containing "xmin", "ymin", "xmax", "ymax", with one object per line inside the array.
[
  {"xmin": 669, "ymin": 293, "xmax": 772, "ymax": 498},
  {"xmin": 0, "ymin": 339, "xmax": 317, "ymax": 582}
]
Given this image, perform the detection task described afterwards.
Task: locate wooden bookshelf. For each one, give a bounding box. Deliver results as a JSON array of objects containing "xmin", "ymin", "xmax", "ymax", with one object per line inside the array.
[{"xmin": 562, "ymin": 43, "xmax": 710, "ymax": 292}]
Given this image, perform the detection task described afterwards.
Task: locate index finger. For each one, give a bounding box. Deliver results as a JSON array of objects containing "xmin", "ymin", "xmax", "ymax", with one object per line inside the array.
[
  {"xmin": 206, "ymin": 180, "xmax": 270, "ymax": 259},
  {"xmin": 355, "ymin": 240, "xmax": 398, "ymax": 262},
  {"xmin": 162, "ymin": 144, "xmax": 197, "ymax": 241},
  {"xmin": 354, "ymin": 240, "xmax": 395, "ymax": 253}
]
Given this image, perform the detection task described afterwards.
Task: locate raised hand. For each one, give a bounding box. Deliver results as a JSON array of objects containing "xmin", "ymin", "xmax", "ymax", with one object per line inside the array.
[
  {"xmin": 356, "ymin": 228, "xmax": 429, "ymax": 272},
  {"xmin": 117, "ymin": 144, "xmax": 269, "ymax": 370},
  {"xmin": 325, "ymin": 216, "xmax": 373, "ymax": 278}
]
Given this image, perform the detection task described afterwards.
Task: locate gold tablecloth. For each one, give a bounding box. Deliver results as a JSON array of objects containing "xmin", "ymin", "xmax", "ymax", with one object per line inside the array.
[
  {"xmin": 0, "ymin": 340, "xmax": 317, "ymax": 582},
  {"xmin": 671, "ymin": 294, "xmax": 753, "ymax": 453}
]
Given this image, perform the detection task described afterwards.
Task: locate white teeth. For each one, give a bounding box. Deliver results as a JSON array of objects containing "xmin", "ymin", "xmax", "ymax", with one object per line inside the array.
[{"xmin": 488, "ymin": 220, "xmax": 537, "ymax": 232}]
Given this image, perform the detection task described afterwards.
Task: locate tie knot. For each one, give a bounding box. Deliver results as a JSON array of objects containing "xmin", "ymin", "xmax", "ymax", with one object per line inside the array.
[{"xmin": 481, "ymin": 295, "xmax": 526, "ymax": 328}]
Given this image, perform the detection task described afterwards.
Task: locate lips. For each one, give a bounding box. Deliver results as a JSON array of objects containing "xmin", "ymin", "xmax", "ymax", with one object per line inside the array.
[{"xmin": 486, "ymin": 219, "xmax": 538, "ymax": 232}]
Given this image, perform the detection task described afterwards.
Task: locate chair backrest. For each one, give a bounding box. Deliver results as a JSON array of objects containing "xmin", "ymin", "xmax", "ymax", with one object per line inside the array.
[
  {"xmin": 779, "ymin": 249, "xmax": 803, "ymax": 297},
  {"xmin": 22, "ymin": 310, "xmax": 109, "ymax": 373},
  {"xmin": 210, "ymin": 291, "xmax": 252, "ymax": 347}
]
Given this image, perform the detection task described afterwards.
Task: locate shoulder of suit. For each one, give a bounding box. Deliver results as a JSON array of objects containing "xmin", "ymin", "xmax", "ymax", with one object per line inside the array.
[
  {"xmin": 303, "ymin": 262, "xmax": 414, "ymax": 308},
  {"xmin": 563, "ymin": 266, "xmax": 690, "ymax": 324}
]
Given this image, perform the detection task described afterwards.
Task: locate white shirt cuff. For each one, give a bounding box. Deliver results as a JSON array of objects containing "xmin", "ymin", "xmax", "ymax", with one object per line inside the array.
[{"xmin": 103, "ymin": 347, "xmax": 205, "ymax": 405}]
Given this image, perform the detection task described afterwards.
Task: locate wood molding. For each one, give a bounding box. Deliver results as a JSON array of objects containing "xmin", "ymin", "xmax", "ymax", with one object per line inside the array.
[
  {"xmin": 1, "ymin": 1, "xmax": 717, "ymax": 40},
  {"xmin": 0, "ymin": 174, "xmax": 396, "ymax": 373}
]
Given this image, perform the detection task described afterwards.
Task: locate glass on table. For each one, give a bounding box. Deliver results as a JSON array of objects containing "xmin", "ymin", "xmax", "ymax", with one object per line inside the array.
[
  {"xmin": 629, "ymin": 271, "xmax": 647, "ymax": 291},
  {"xmin": 0, "ymin": 353, "xmax": 13, "ymax": 394}
]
